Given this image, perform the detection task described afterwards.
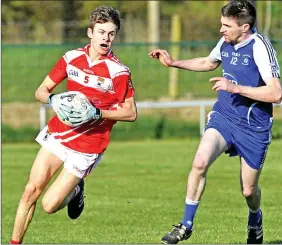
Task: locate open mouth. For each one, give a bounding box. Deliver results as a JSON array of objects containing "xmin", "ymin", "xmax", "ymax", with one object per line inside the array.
[{"xmin": 100, "ymin": 44, "xmax": 108, "ymax": 51}]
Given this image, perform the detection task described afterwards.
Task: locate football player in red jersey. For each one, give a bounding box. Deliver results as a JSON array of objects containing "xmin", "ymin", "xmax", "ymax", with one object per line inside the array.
[{"xmin": 10, "ymin": 6, "xmax": 137, "ymax": 244}]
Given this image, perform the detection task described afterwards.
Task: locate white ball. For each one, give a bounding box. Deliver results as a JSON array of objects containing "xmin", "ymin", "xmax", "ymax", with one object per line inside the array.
[
  {"xmin": 71, "ymin": 93, "xmax": 89, "ymax": 111},
  {"xmin": 57, "ymin": 92, "xmax": 89, "ymax": 127}
]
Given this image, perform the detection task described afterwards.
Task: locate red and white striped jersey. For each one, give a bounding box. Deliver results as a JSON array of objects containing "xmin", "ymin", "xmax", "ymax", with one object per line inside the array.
[{"xmin": 47, "ymin": 44, "xmax": 135, "ymax": 153}]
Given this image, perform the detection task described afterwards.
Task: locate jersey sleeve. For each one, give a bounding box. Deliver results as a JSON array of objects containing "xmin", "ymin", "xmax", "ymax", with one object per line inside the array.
[
  {"xmin": 113, "ymin": 72, "xmax": 135, "ymax": 103},
  {"xmin": 253, "ymin": 36, "xmax": 280, "ymax": 81},
  {"xmin": 48, "ymin": 56, "xmax": 68, "ymax": 84},
  {"xmin": 208, "ymin": 37, "xmax": 225, "ymax": 62}
]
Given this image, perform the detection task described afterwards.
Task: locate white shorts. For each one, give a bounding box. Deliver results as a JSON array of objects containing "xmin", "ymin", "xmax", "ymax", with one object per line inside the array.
[{"xmin": 36, "ymin": 126, "xmax": 103, "ymax": 179}]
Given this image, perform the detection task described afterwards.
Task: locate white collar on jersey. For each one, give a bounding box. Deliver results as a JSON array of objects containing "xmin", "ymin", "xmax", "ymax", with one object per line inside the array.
[
  {"xmin": 233, "ymin": 32, "xmax": 258, "ymax": 51},
  {"xmin": 83, "ymin": 44, "xmax": 114, "ymax": 67}
]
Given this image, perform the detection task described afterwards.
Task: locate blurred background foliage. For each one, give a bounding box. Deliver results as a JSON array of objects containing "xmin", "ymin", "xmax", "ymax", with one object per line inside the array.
[{"xmin": 2, "ymin": 1, "xmax": 282, "ymax": 43}]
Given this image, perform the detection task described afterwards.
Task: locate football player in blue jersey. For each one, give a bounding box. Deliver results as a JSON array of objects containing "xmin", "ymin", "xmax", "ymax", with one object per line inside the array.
[{"xmin": 149, "ymin": 0, "xmax": 281, "ymax": 244}]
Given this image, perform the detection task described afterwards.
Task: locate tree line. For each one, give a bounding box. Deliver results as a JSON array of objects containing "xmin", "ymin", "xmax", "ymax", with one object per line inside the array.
[{"xmin": 2, "ymin": 1, "xmax": 281, "ymax": 44}]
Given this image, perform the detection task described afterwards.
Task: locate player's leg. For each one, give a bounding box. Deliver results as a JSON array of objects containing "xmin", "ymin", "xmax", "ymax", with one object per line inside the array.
[
  {"xmin": 41, "ymin": 150, "xmax": 102, "ymax": 219},
  {"xmin": 161, "ymin": 128, "xmax": 228, "ymax": 244},
  {"xmin": 187, "ymin": 128, "xmax": 228, "ymax": 201},
  {"xmin": 233, "ymin": 127, "xmax": 271, "ymax": 244},
  {"xmin": 11, "ymin": 147, "xmax": 63, "ymax": 244},
  {"xmin": 240, "ymin": 157, "xmax": 262, "ymax": 212},
  {"xmin": 41, "ymin": 167, "xmax": 81, "ymax": 214},
  {"xmin": 240, "ymin": 157, "xmax": 263, "ymax": 244}
]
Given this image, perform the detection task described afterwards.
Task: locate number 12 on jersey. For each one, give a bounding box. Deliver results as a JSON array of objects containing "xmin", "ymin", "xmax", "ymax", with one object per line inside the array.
[{"xmin": 230, "ymin": 57, "xmax": 238, "ymax": 65}]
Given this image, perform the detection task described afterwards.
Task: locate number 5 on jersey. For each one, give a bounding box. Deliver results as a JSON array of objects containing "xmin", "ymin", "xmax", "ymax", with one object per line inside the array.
[{"xmin": 84, "ymin": 76, "xmax": 89, "ymax": 83}]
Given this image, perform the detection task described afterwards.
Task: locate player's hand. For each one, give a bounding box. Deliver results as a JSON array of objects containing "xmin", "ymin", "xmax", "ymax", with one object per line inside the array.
[
  {"xmin": 67, "ymin": 100, "xmax": 102, "ymax": 127},
  {"xmin": 209, "ymin": 77, "xmax": 239, "ymax": 93},
  {"xmin": 148, "ymin": 49, "xmax": 174, "ymax": 67},
  {"xmin": 47, "ymin": 91, "xmax": 77, "ymax": 121}
]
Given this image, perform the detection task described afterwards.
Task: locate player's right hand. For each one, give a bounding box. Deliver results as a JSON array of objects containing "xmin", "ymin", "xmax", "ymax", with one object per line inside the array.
[
  {"xmin": 47, "ymin": 92, "xmax": 75, "ymax": 121},
  {"xmin": 148, "ymin": 49, "xmax": 174, "ymax": 67}
]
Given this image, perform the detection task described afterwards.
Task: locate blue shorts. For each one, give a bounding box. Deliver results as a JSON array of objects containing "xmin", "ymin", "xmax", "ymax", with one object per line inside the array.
[{"xmin": 205, "ymin": 111, "xmax": 272, "ymax": 170}]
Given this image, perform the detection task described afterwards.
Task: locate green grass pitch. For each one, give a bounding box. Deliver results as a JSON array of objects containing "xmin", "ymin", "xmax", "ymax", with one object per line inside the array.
[{"xmin": 2, "ymin": 139, "xmax": 282, "ymax": 244}]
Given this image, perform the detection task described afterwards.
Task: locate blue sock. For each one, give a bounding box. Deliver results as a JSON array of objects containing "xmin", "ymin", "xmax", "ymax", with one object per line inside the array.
[
  {"xmin": 181, "ymin": 198, "xmax": 199, "ymax": 230},
  {"xmin": 248, "ymin": 208, "xmax": 262, "ymax": 226}
]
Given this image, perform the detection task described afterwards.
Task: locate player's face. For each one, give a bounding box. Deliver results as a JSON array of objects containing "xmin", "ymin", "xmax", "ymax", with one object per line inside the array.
[
  {"xmin": 220, "ymin": 16, "xmax": 248, "ymax": 44},
  {"xmin": 88, "ymin": 22, "xmax": 118, "ymax": 55}
]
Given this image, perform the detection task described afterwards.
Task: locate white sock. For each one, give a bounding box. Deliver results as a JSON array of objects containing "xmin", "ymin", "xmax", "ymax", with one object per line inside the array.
[
  {"xmin": 249, "ymin": 208, "xmax": 260, "ymax": 213},
  {"xmin": 185, "ymin": 198, "xmax": 200, "ymax": 205},
  {"xmin": 73, "ymin": 185, "xmax": 80, "ymax": 197}
]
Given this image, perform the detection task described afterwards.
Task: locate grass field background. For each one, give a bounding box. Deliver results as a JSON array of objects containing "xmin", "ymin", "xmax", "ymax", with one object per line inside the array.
[
  {"xmin": 3, "ymin": 42, "xmax": 282, "ymax": 103},
  {"xmin": 2, "ymin": 139, "xmax": 282, "ymax": 244}
]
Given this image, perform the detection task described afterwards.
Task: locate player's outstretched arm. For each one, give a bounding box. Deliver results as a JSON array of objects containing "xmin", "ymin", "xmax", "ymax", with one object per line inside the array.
[{"xmin": 149, "ymin": 49, "xmax": 220, "ymax": 72}]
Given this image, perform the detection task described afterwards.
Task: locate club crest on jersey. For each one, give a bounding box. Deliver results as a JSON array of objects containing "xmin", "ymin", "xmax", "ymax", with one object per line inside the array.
[
  {"xmin": 43, "ymin": 129, "xmax": 51, "ymax": 141},
  {"xmin": 242, "ymin": 54, "xmax": 250, "ymax": 66},
  {"xmin": 97, "ymin": 77, "xmax": 105, "ymax": 84},
  {"xmin": 96, "ymin": 77, "xmax": 114, "ymax": 93},
  {"xmin": 270, "ymin": 62, "xmax": 278, "ymax": 72}
]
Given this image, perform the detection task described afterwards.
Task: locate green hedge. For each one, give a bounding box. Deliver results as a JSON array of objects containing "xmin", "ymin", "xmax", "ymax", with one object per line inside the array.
[
  {"xmin": 2, "ymin": 124, "xmax": 38, "ymax": 143},
  {"xmin": 272, "ymin": 119, "xmax": 282, "ymax": 140},
  {"xmin": 2, "ymin": 116, "xmax": 200, "ymax": 143},
  {"xmin": 111, "ymin": 116, "xmax": 200, "ymax": 141},
  {"xmin": 2, "ymin": 117, "xmax": 282, "ymax": 143}
]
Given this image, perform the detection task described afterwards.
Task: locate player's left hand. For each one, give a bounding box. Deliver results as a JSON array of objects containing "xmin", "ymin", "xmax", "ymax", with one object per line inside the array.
[{"xmin": 209, "ymin": 77, "xmax": 238, "ymax": 93}]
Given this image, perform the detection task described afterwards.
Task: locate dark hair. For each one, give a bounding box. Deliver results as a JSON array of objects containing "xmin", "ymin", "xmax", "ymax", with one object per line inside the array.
[
  {"xmin": 221, "ymin": 0, "xmax": 256, "ymax": 28},
  {"xmin": 89, "ymin": 6, "xmax": 121, "ymax": 31}
]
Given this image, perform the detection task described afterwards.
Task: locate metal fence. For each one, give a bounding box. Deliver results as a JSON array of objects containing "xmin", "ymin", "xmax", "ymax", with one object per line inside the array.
[{"xmin": 40, "ymin": 101, "xmax": 282, "ymax": 136}]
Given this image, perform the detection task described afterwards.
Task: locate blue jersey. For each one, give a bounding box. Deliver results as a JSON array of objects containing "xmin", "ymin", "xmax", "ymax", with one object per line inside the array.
[{"xmin": 209, "ymin": 33, "xmax": 280, "ymax": 132}]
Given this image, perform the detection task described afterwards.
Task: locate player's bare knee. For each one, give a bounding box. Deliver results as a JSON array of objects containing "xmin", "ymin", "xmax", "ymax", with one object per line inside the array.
[
  {"xmin": 41, "ymin": 196, "xmax": 59, "ymax": 214},
  {"xmin": 42, "ymin": 205, "xmax": 56, "ymax": 214},
  {"xmin": 192, "ymin": 155, "xmax": 209, "ymax": 175},
  {"xmin": 242, "ymin": 186, "xmax": 256, "ymax": 198},
  {"xmin": 22, "ymin": 182, "xmax": 41, "ymax": 203}
]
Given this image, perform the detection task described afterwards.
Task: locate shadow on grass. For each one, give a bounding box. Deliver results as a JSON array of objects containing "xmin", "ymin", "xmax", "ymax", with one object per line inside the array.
[
  {"xmin": 264, "ymin": 240, "xmax": 282, "ymax": 244},
  {"xmin": 231, "ymin": 241, "xmax": 282, "ymax": 244}
]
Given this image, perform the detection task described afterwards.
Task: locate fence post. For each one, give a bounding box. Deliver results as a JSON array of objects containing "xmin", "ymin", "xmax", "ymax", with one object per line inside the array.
[
  {"xmin": 148, "ymin": 1, "xmax": 160, "ymax": 50},
  {"xmin": 169, "ymin": 14, "xmax": 181, "ymax": 99},
  {"xmin": 40, "ymin": 105, "xmax": 46, "ymax": 130},
  {"xmin": 200, "ymin": 104, "xmax": 206, "ymax": 136}
]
